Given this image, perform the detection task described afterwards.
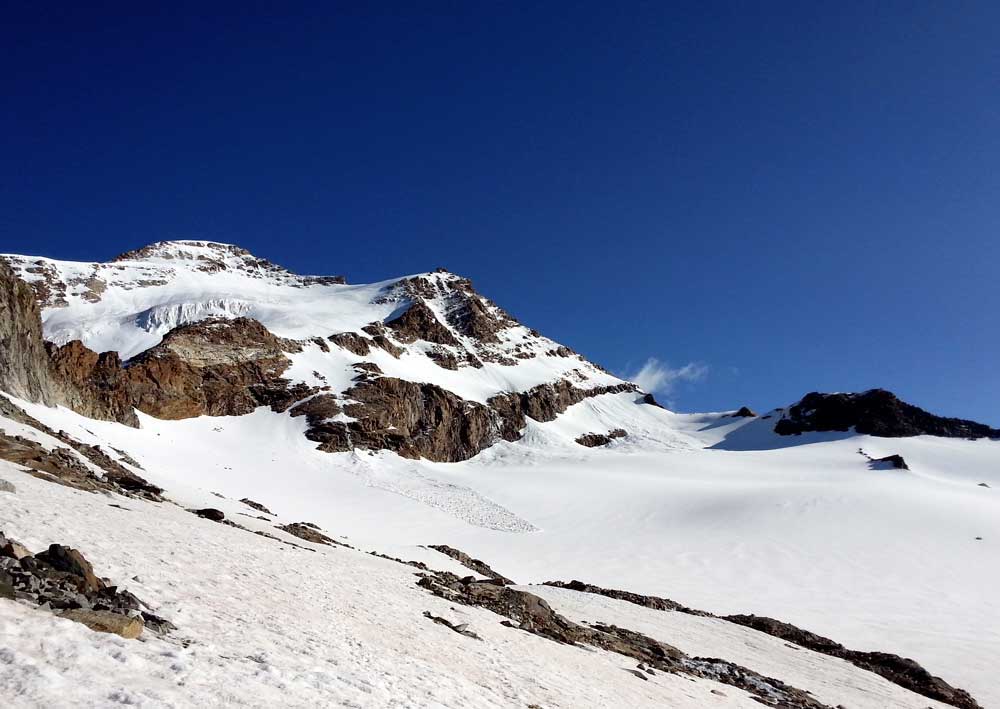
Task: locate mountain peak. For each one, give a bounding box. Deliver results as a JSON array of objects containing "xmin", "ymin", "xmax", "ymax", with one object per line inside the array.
[{"xmin": 112, "ymin": 240, "xmax": 292, "ymax": 275}]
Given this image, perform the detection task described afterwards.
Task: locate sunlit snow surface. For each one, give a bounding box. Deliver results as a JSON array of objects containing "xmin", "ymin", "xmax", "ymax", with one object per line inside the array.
[{"xmin": 3, "ymin": 394, "xmax": 998, "ymax": 707}]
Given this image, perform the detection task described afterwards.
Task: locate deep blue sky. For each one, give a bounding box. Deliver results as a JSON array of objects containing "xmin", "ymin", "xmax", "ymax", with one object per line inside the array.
[{"xmin": 3, "ymin": 3, "xmax": 999, "ymax": 422}]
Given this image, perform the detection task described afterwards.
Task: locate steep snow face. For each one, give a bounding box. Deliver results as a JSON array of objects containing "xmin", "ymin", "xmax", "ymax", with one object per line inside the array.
[{"xmin": 1, "ymin": 241, "xmax": 625, "ymax": 402}]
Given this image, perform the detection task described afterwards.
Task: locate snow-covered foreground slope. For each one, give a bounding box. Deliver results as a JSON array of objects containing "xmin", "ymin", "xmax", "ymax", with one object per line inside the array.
[
  {"xmin": 0, "ymin": 463, "xmax": 967, "ymax": 709},
  {"xmin": 4, "ymin": 394, "xmax": 998, "ymax": 707}
]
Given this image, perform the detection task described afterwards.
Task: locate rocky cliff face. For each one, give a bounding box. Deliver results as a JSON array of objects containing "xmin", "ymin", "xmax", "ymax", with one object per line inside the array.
[
  {"xmin": 0, "ymin": 260, "xmax": 138, "ymax": 426},
  {"xmin": 125, "ymin": 318, "xmax": 307, "ymax": 419},
  {"xmin": 46, "ymin": 341, "xmax": 139, "ymax": 427},
  {"xmin": 0, "ymin": 259, "xmax": 59, "ymax": 404},
  {"xmin": 775, "ymin": 389, "xmax": 1000, "ymax": 439}
]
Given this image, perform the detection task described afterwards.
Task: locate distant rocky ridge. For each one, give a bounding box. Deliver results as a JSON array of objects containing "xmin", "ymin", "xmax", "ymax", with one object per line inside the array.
[
  {"xmin": 5, "ymin": 243, "xmax": 999, "ymax": 466},
  {"xmin": 775, "ymin": 390, "xmax": 1000, "ymax": 439}
]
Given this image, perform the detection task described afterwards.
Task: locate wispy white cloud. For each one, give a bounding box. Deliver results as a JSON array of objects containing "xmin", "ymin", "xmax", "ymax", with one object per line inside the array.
[{"xmin": 629, "ymin": 358, "xmax": 708, "ymax": 398}]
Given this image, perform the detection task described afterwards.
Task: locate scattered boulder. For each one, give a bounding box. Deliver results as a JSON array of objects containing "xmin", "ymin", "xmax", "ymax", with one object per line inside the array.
[
  {"xmin": 194, "ymin": 508, "xmax": 226, "ymax": 522},
  {"xmin": 34, "ymin": 543, "xmax": 106, "ymax": 594},
  {"xmin": 59, "ymin": 609, "xmax": 143, "ymax": 639},
  {"xmin": 575, "ymin": 429, "xmax": 627, "ymax": 448},
  {"xmin": 278, "ymin": 523, "xmax": 351, "ymax": 548},
  {"xmin": 0, "ymin": 533, "xmax": 171, "ymax": 638},
  {"xmin": 978, "ymin": 482, "xmax": 990, "ymax": 488},
  {"xmin": 870, "ymin": 454, "xmax": 908, "ymax": 470},
  {"xmin": 423, "ymin": 610, "xmax": 480, "ymax": 640},
  {"xmin": 239, "ymin": 498, "xmax": 274, "ymax": 515},
  {"xmin": 1, "ymin": 536, "xmax": 31, "ymax": 560}
]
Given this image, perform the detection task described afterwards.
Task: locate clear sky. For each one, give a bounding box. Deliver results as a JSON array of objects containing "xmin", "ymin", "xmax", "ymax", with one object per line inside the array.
[{"xmin": 3, "ymin": 3, "xmax": 998, "ymax": 422}]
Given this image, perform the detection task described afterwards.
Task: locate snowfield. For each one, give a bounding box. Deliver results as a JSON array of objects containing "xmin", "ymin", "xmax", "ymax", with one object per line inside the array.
[
  {"xmin": 2, "ymin": 393, "xmax": 998, "ymax": 707},
  {"xmin": 0, "ymin": 464, "xmax": 973, "ymax": 709}
]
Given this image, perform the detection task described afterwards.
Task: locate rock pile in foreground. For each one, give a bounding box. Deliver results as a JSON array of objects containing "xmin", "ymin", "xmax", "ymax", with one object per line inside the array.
[{"xmin": 0, "ymin": 532, "xmax": 173, "ymax": 639}]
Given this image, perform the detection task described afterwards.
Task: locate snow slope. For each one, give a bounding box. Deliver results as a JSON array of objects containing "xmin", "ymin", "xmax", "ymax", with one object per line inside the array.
[
  {"xmin": 0, "ymin": 461, "xmax": 972, "ymax": 709},
  {"xmin": 4, "ymin": 394, "xmax": 998, "ymax": 707}
]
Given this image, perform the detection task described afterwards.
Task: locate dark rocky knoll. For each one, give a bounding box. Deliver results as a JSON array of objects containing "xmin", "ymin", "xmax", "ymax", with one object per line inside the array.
[{"xmin": 775, "ymin": 389, "xmax": 1000, "ymax": 439}]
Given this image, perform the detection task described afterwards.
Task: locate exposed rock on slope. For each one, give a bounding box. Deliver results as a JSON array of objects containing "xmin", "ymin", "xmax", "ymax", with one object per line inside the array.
[
  {"xmin": 303, "ymin": 377, "xmax": 500, "ymax": 461},
  {"xmin": 46, "ymin": 341, "xmax": 138, "ymax": 427},
  {"xmin": 0, "ymin": 397, "xmax": 161, "ymax": 499},
  {"xmin": 0, "ymin": 260, "xmax": 138, "ymax": 426},
  {"xmin": 417, "ymin": 571, "xmax": 827, "ymax": 708},
  {"xmin": 0, "ymin": 259, "xmax": 59, "ymax": 405},
  {"xmin": 125, "ymin": 317, "xmax": 306, "ymax": 419},
  {"xmin": 575, "ymin": 429, "xmax": 627, "ymax": 447},
  {"xmin": 726, "ymin": 614, "xmax": 982, "ymax": 709},
  {"xmin": 774, "ymin": 390, "xmax": 1000, "ymax": 439},
  {"xmin": 299, "ymin": 377, "xmax": 644, "ymax": 462},
  {"xmin": 427, "ymin": 544, "xmax": 514, "ymax": 584}
]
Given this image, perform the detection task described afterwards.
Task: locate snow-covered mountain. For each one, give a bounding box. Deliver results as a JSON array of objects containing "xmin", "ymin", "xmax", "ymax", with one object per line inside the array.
[{"xmin": 1, "ymin": 241, "xmax": 997, "ymax": 708}]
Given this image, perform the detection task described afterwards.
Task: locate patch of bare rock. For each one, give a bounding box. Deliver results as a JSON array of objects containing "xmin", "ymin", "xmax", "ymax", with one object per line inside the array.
[
  {"xmin": 0, "ymin": 398, "xmax": 162, "ymax": 499},
  {"xmin": 427, "ymin": 544, "xmax": 514, "ymax": 584},
  {"xmin": 0, "ymin": 533, "xmax": 173, "ymax": 639},
  {"xmin": 416, "ymin": 570, "xmax": 825, "ymax": 708},
  {"xmin": 278, "ymin": 522, "xmax": 352, "ymax": 549},
  {"xmin": 542, "ymin": 577, "xmax": 981, "ymax": 708},
  {"xmin": 240, "ymin": 498, "xmax": 274, "ymax": 515},
  {"xmin": 725, "ymin": 614, "xmax": 982, "ymax": 709},
  {"xmin": 575, "ymin": 429, "xmax": 627, "ymax": 447}
]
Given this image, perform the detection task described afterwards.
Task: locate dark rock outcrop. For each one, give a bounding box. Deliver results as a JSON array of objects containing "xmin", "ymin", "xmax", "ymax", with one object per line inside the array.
[
  {"xmin": 417, "ymin": 571, "xmax": 825, "ymax": 708},
  {"xmin": 1, "ymin": 534, "xmax": 171, "ymax": 639},
  {"xmin": 490, "ymin": 382, "xmax": 638, "ymax": 442},
  {"xmin": 0, "ymin": 397, "xmax": 161, "ymax": 499},
  {"xmin": 427, "ymin": 544, "xmax": 514, "ymax": 584},
  {"xmin": 550, "ymin": 577, "xmax": 981, "ymax": 708},
  {"xmin": 125, "ymin": 317, "xmax": 305, "ymax": 419},
  {"xmin": 0, "ymin": 260, "xmax": 137, "ymax": 426},
  {"xmin": 0, "ymin": 259, "xmax": 61, "ymax": 404},
  {"xmin": 278, "ymin": 523, "xmax": 349, "ymax": 548},
  {"xmin": 385, "ymin": 300, "xmax": 459, "ymax": 346},
  {"xmin": 726, "ymin": 614, "xmax": 982, "ymax": 709},
  {"xmin": 240, "ymin": 498, "xmax": 274, "ymax": 515},
  {"xmin": 871, "ymin": 454, "xmax": 908, "ymax": 470},
  {"xmin": 542, "ymin": 580, "xmax": 706, "ymax": 615},
  {"xmin": 304, "ymin": 377, "xmax": 500, "ymax": 462},
  {"xmin": 575, "ymin": 429, "xmax": 627, "ymax": 448},
  {"xmin": 328, "ymin": 332, "xmax": 371, "ymax": 356},
  {"xmin": 46, "ymin": 341, "xmax": 139, "ymax": 427},
  {"xmin": 732, "ymin": 406, "xmax": 756, "ymax": 418},
  {"xmin": 193, "ymin": 508, "xmax": 226, "ymax": 522},
  {"xmin": 775, "ymin": 390, "xmax": 1000, "ymax": 439}
]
